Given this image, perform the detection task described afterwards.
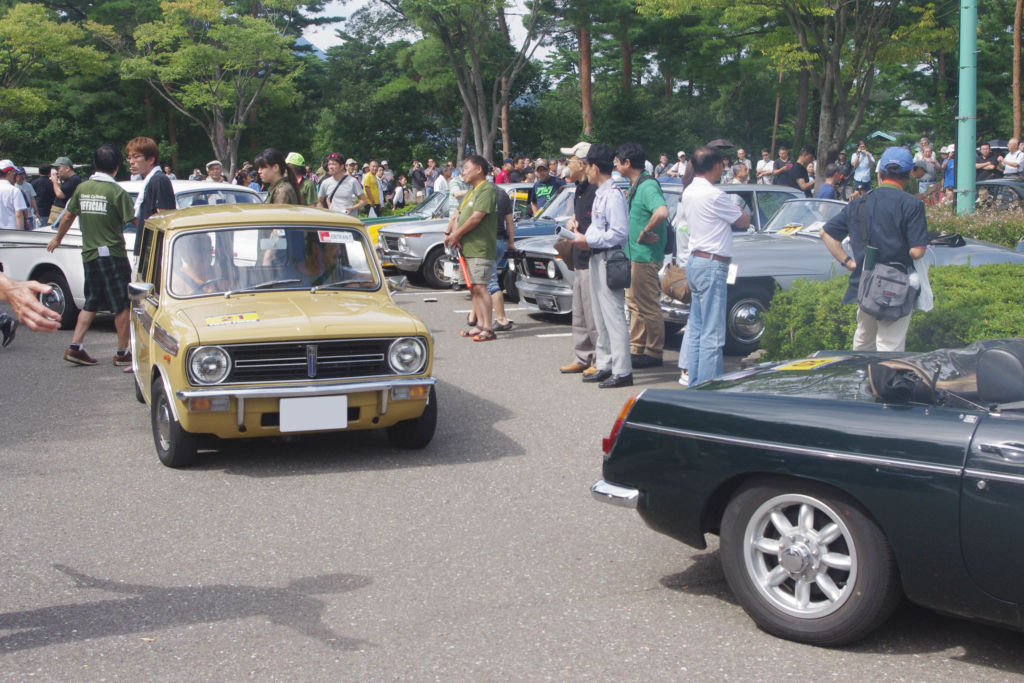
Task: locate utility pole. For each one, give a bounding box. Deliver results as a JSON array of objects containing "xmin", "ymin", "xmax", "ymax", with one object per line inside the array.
[{"xmin": 956, "ymin": 0, "xmax": 978, "ymax": 215}]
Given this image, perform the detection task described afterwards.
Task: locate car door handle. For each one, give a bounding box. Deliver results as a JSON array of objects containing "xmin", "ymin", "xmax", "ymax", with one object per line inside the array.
[{"xmin": 979, "ymin": 442, "xmax": 1024, "ymax": 461}]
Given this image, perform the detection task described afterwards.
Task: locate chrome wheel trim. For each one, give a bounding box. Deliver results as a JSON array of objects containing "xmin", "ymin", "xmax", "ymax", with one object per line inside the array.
[
  {"xmin": 728, "ymin": 297, "xmax": 766, "ymax": 345},
  {"xmin": 155, "ymin": 393, "xmax": 173, "ymax": 452},
  {"xmin": 742, "ymin": 493, "xmax": 857, "ymax": 619},
  {"xmin": 41, "ymin": 280, "xmax": 67, "ymax": 317}
]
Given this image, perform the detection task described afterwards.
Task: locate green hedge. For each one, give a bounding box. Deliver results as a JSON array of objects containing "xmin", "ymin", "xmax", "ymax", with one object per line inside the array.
[
  {"xmin": 925, "ymin": 205, "xmax": 1024, "ymax": 250},
  {"xmin": 761, "ymin": 264, "xmax": 1024, "ymax": 359}
]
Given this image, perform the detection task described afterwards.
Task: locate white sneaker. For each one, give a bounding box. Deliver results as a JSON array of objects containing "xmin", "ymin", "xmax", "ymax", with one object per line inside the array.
[{"xmin": 678, "ymin": 371, "xmax": 689, "ymax": 386}]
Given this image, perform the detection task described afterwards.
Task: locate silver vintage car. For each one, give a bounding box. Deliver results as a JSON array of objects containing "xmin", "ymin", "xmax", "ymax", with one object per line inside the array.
[{"xmin": 376, "ymin": 183, "xmax": 532, "ymax": 289}]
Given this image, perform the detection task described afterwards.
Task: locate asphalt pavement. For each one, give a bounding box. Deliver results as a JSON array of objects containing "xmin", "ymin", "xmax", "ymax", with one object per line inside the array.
[{"xmin": 0, "ymin": 287, "xmax": 1021, "ymax": 681}]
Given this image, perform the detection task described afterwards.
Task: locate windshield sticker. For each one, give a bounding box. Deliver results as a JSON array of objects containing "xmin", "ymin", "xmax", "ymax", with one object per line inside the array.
[
  {"xmin": 774, "ymin": 357, "xmax": 849, "ymax": 371},
  {"xmin": 777, "ymin": 224, "xmax": 803, "ymax": 235},
  {"xmin": 205, "ymin": 312, "xmax": 259, "ymax": 326},
  {"xmin": 318, "ymin": 230, "xmax": 354, "ymax": 244}
]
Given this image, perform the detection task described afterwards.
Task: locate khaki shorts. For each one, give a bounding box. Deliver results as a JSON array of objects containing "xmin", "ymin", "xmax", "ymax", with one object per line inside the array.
[{"xmin": 465, "ymin": 257, "xmax": 496, "ymax": 286}]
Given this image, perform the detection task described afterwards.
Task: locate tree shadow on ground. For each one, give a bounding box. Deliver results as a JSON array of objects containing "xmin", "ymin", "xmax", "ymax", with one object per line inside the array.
[{"xmin": 0, "ymin": 565, "xmax": 372, "ymax": 653}]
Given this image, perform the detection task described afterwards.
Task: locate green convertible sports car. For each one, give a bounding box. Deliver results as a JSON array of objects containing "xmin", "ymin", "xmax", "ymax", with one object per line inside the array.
[{"xmin": 592, "ymin": 339, "xmax": 1024, "ymax": 646}]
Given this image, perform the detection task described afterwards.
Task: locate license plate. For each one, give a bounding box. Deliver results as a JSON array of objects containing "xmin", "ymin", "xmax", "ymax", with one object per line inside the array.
[
  {"xmin": 443, "ymin": 260, "xmax": 455, "ymax": 278},
  {"xmin": 279, "ymin": 395, "xmax": 348, "ymax": 432},
  {"xmin": 536, "ymin": 294, "xmax": 558, "ymax": 312}
]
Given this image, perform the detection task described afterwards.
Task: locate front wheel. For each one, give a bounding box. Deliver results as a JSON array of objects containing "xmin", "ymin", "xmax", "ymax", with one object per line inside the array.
[
  {"xmin": 724, "ymin": 283, "xmax": 771, "ymax": 356},
  {"xmin": 151, "ymin": 377, "xmax": 198, "ymax": 468},
  {"xmin": 36, "ymin": 268, "xmax": 79, "ymax": 330},
  {"xmin": 421, "ymin": 248, "xmax": 451, "ymax": 289},
  {"xmin": 386, "ymin": 387, "xmax": 437, "ymax": 448},
  {"xmin": 719, "ymin": 478, "xmax": 901, "ymax": 646}
]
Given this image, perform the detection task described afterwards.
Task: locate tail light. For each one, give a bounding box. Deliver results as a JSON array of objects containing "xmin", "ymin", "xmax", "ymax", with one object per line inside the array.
[{"xmin": 603, "ymin": 392, "xmax": 640, "ymax": 455}]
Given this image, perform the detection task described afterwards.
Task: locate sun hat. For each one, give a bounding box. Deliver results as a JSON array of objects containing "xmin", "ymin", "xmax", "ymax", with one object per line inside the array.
[
  {"xmin": 559, "ymin": 142, "xmax": 592, "ymax": 158},
  {"xmin": 206, "ymin": 160, "xmax": 222, "ymax": 169}
]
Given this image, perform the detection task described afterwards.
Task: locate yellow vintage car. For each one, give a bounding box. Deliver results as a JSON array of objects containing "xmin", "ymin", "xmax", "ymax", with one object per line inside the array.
[{"xmin": 129, "ymin": 204, "xmax": 436, "ymax": 468}]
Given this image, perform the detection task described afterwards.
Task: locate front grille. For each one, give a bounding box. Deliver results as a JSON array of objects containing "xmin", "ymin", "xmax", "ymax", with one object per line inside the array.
[
  {"xmin": 223, "ymin": 338, "xmax": 394, "ymax": 383},
  {"xmin": 383, "ymin": 235, "xmax": 401, "ymax": 251}
]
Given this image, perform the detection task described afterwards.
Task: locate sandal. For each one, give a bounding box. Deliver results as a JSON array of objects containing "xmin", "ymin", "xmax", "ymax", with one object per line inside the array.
[
  {"xmin": 493, "ymin": 320, "xmax": 514, "ymax": 332},
  {"xmin": 460, "ymin": 328, "xmax": 484, "ymax": 338},
  {"xmin": 472, "ymin": 329, "xmax": 497, "ymax": 342}
]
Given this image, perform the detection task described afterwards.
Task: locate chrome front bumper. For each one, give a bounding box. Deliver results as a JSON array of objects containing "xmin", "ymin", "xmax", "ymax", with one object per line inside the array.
[
  {"xmin": 378, "ymin": 250, "xmax": 423, "ymax": 270},
  {"xmin": 517, "ymin": 278, "xmax": 573, "ymax": 314},
  {"xmin": 176, "ymin": 377, "xmax": 435, "ymax": 401},
  {"xmin": 591, "ymin": 479, "xmax": 640, "ymax": 509}
]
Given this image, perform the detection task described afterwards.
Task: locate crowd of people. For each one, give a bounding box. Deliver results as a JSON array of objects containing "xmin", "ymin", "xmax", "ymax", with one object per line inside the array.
[{"xmin": 0, "ymin": 130, "xmax": 1016, "ymax": 387}]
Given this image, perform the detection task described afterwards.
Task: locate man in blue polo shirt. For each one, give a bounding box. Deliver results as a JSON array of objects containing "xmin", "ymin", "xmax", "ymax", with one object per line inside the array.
[{"xmin": 821, "ymin": 146, "xmax": 928, "ymax": 352}]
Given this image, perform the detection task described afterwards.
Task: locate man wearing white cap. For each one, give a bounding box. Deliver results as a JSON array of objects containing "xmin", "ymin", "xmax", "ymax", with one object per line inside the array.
[
  {"xmin": 0, "ymin": 160, "xmax": 28, "ymax": 230},
  {"xmin": 669, "ymin": 151, "xmax": 688, "ymax": 178},
  {"xmin": 557, "ymin": 142, "xmax": 599, "ymax": 376},
  {"xmin": 205, "ymin": 160, "xmax": 226, "ymax": 183}
]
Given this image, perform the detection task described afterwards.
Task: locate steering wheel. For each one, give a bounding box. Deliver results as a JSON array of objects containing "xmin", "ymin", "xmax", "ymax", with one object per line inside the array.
[{"xmin": 198, "ymin": 277, "xmax": 232, "ymax": 291}]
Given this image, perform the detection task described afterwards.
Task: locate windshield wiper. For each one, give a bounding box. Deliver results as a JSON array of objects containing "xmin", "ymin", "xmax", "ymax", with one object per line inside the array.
[
  {"xmin": 225, "ymin": 279, "xmax": 301, "ymax": 298},
  {"xmin": 312, "ymin": 279, "xmax": 375, "ymax": 292}
]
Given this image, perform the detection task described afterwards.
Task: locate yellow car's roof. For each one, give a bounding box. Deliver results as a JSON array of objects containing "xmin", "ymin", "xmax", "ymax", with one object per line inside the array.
[{"xmin": 144, "ymin": 204, "xmax": 366, "ymax": 233}]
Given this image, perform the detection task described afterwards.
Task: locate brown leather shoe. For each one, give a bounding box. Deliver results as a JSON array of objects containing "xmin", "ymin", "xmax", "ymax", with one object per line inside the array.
[
  {"xmin": 582, "ymin": 365, "xmax": 598, "ymax": 377},
  {"xmin": 560, "ymin": 361, "xmax": 587, "ymax": 374}
]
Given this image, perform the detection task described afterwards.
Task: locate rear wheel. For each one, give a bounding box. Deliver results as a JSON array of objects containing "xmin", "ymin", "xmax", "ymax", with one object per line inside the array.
[
  {"xmin": 720, "ymin": 478, "xmax": 901, "ymax": 646},
  {"xmin": 421, "ymin": 247, "xmax": 450, "ymax": 289},
  {"xmin": 36, "ymin": 268, "xmax": 79, "ymax": 330},
  {"xmin": 724, "ymin": 283, "xmax": 771, "ymax": 356},
  {"xmin": 386, "ymin": 387, "xmax": 438, "ymax": 449},
  {"xmin": 151, "ymin": 377, "xmax": 198, "ymax": 468}
]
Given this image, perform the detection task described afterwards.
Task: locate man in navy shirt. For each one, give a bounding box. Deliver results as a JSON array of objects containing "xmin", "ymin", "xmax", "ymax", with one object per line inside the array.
[
  {"xmin": 528, "ymin": 163, "xmax": 564, "ymax": 215},
  {"xmin": 815, "ymin": 163, "xmax": 841, "ymax": 199}
]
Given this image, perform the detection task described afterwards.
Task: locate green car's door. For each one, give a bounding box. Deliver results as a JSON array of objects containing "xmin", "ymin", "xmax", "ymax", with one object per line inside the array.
[{"xmin": 961, "ymin": 413, "xmax": 1024, "ymax": 603}]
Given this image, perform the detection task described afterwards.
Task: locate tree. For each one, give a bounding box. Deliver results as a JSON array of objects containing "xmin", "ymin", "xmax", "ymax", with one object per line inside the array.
[
  {"xmin": 108, "ymin": 0, "xmax": 306, "ymax": 173},
  {"xmin": 641, "ymin": 0, "xmax": 921, "ymax": 171},
  {"xmin": 379, "ymin": 0, "xmax": 547, "ymax": 160},
  {"xmin": 0, "ymin": 3, "xmax": 107, "ymax": 118}
]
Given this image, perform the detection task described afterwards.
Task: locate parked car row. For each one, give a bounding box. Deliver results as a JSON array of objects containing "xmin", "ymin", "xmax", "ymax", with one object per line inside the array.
[{"xmin": 515, "ymin": 196, "xmax": 1024, "ymax": 355}]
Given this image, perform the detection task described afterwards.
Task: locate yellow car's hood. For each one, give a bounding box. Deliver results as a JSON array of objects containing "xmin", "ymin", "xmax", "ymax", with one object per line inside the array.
[{"xmin": 177, "ymin": 291, "xmax": 427, "ymax": 344}]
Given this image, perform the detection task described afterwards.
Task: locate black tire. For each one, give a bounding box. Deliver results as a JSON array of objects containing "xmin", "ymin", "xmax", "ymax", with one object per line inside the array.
[
  {"xmin": 724, "ymin": 283, "xmax": 771, "ymax": 356},
  {"xmin": 36, "ymin": 268, "xmax": 79, "ymax": 330},
  {"xmin": 502, "ymin": 266, "xmax": 520, "ymax": 303},
  {"xmin": 421, "ymin": 247, "xmax": 450, "ymax": 289},
  {"xmin": 150, "ymin": 377, "xmax": 198, "ymax": 468},
  {"xmin": 386, "ymin": 387, "xmax": 438, "ymax": 449},
  {"xmin": 134, "ymin": 377, "xmax": 145, "ymax": 404},
  {"xmin": 719, "ymin": 478, "xmax": 901, "ymax": 647}
]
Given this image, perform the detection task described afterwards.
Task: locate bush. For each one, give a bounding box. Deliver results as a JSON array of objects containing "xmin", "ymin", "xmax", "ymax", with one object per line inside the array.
[
  {"xmin": 925, "ymin": 205, "xmax": 1024, "ymax": 249},
  {"xmin": 761, "ymin": 264, "xmax": 1024, "ymax": 359}
]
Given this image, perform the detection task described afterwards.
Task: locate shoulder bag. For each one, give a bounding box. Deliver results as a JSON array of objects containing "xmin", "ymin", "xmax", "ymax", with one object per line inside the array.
[{"xmin": 854, "ymin": 193, "xmax": 918, "ymax": 321}]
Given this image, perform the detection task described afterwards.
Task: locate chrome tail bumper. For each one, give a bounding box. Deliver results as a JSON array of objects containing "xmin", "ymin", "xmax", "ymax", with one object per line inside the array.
[{"xmin": 590, "ymin": 479, "xmax": 640, "ymax": 509}]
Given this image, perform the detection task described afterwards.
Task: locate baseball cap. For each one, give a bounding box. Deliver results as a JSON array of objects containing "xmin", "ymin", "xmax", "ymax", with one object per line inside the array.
[
  {"xmin": 285, "ymin": 152, "xmax": 305, "ymax": 166},
  {"xmin": 0, "ymin": 159, "xmax": 15, "ymax": 173},
  {"xmin": 879, "ymin": 146, "xmax": 914, "ymax": 173},
  {"xmin": 381, "ymin": 160, "xmax": 388, "ymax": 166},
  {"xmin": 206, "ymin": 159, "xmax": 222, "ymax": 169},
  {"xmin": 677, "ymin": 150, "xmax": 686, "ymax": 158},
  {"xmin": 14, "ymin": 166, "xmax": 25, "ymax": 175},
  {"xmin": 560, "ymin": 142, "xmax": 591, "ymax": 159},
  {"xmin": 52, "ymin": 156, "xmax": 73, "ymax": 168},
  {"xmin": 325, "ymin": 152, "xmax": 342, "ymax": 164},
  {"xmin": 536, "ymin": 162, "xmax": 549, "ymax": 171},
  {"xmin": 346, "ymin": 158, "xmax": 358, "ymax": 166}
]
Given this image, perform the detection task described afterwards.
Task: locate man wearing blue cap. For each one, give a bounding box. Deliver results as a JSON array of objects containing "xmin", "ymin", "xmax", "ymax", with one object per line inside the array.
[{"xmin": 821, "ymin": 146, "xmax": 928, "ymax": 351}]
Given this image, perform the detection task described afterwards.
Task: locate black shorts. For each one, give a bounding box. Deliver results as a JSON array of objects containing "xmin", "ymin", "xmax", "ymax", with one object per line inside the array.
[{"xmin": 83, "ymin": 256, "xmax": 131, "ymax": 313}]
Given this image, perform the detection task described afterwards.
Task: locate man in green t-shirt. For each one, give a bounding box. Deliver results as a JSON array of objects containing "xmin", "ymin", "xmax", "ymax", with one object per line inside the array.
[
  {"xmin": 444, "ymin": 154, "xmax": 498, "ymax": 341},
  {"xmin": 47, "ymin": 144, "xmax": 135, "ymax": 367},
  {"xmin": 616, "ymin": 142, "xmax": 669, "ymax": 368}
]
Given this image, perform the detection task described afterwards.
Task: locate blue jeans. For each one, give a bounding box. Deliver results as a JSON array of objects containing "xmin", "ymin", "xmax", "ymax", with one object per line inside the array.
[
  {"xmin": 686, "ymin": 254, "xmax": 729, "ymax": 385},
  {"xmin": 488, "ymin": 239, "xmax": 507, "ymax": 295}
]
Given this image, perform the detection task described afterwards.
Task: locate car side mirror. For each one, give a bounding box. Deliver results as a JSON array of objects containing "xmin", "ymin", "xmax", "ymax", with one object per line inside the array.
[
  {"xmin": 128, "ymin": 282, "xmax": 154, "ymax": 302},
  {"xmin": 386, "ymin": 275, "xmax": 408, "ymax": 293}
]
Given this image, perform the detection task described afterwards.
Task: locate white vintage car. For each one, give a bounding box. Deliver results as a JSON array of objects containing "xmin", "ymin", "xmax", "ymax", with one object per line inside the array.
[{"xmin": 0, "ymin": 180, "xmax": 260, "ymax": 328}]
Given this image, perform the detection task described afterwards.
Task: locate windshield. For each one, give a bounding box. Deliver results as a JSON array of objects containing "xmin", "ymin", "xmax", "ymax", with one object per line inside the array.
[
  {"xmin": 764, "ymin": 200, "xmax": 845, "ymax": 235},
  {"xmin": 412, "ymin": 192, "xmax": 448, "ymax": 217},
  {"xmin": 536, "ymin": 185, "xmax": 576, "ymax": 221},
  {"xmin": 175, "ymin": 189, "xmax": 261, "ymax": 209},
  {"xmin": 168, "ymin": 226, "xmax": 379, "ymax": 297}
]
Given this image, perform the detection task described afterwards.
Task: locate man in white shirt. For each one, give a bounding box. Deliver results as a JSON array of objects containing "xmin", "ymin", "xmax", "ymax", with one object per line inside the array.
[
  {"xmin": 205, "ymin": 160, "xmax": 227, "ymax": 182},
  {"xmin": 999, "ymin": 138, "xmax": 1023, "ymax": 179},
  {"xmin": 0, "ymin": 160, "xmax": 28, "ymax": 230},
  {"xmin": 433, "ymin": 166, "xmax": 450, "ymax": 196},
  {"xmin": 756, "ymin": 148, "xmax": 774, "ymax": 184},
  {"xmin": 318, "ymin": 155, "xmax": 364, "ymax": 216},
  {"xmin": 682, "ymin": 147, "xmax": 751, "ymax": 385},
  {"xmin": 668, "ymin": 151, "xmax": 688, "ymax": 178}
]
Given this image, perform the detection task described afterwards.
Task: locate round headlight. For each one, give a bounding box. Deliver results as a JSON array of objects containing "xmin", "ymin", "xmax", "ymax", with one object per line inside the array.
[
  {"xmin": 398, "ymin": 237, "xmax": 409, "ymax": 253},
  {"xmin": 189, "ymin": 346, "xmax": 231, "ymax": 384},
  {"xmin": 388, "ymin": 337, "xmax": 426, "ymax": 375},
  {"xmin": 546, "ymin": 260, "xmax": 557, "ymax": 279}
]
